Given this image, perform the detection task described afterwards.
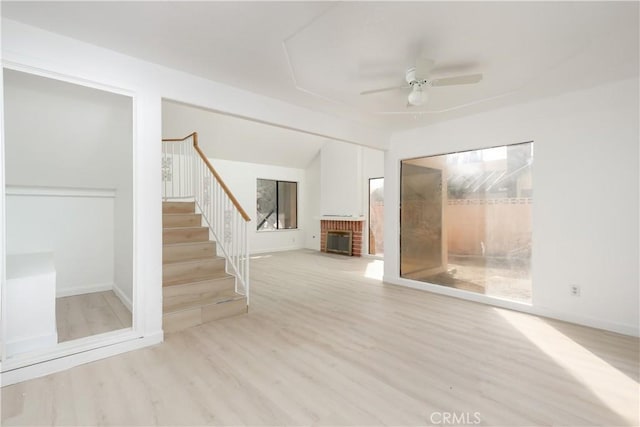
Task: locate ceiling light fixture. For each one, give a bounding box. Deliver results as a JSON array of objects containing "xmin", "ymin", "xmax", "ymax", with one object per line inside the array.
[{"xmin": 407, "ymin": 84, "xmax": 427, "ymax": 106}]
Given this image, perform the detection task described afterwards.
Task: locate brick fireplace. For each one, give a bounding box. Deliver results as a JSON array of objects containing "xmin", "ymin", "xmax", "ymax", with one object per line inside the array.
[{"xmin": 320, "ymin": 219, "xmax": 364, "ymax": 256}]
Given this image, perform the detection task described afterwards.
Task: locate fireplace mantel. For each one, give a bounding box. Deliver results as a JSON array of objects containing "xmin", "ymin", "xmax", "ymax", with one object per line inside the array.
[{"xmin": 317, "ymin": 216, "xmax": 365, "ymax": 222}]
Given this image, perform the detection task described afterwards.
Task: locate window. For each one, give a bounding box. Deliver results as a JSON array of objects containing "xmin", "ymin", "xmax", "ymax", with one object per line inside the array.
[
  {"xmin": 400, "ymin": 142, "xmax": 533, "ymax": 303},
  {"xmin": 257, "ymin": 179, "xmax": 297, "ymax": 231}
]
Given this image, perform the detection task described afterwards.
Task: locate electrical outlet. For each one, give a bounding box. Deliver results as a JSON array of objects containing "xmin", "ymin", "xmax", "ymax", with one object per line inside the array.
[{"xmin": 570, "ymin": 285, "xmax": 581, "ymax": 296}]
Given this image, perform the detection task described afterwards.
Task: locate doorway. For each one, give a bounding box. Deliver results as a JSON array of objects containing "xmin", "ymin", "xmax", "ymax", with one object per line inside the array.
[{"xmin": 368, "ymin": 177, "xmax": 384, "ymax": 256}]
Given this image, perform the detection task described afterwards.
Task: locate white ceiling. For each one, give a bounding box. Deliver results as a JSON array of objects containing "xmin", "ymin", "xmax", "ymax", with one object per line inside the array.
[
  {"xmin": 162, "ymin": 100, "xmax": 328, "ymax": 169},
  {"xmin": 3, "ymin": 2, "xmax": 639, "ymax": 131}
]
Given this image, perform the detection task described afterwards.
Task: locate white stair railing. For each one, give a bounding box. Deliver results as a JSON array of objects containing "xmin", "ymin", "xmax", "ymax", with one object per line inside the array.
[{"xmin": 162, "ymin": 132, "xmax": 250, "ymax": 302}]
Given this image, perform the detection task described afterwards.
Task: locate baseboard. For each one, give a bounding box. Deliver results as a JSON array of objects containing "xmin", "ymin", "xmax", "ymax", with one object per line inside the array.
[
  {"xmin": 56, "ymin": 282, "xmax": 113, "ymax": 298},
  {"xmin": 384, "ymin": 275, "xmax": 640, "ymax": 337},
  {"xmin": 532, "ymin": 308, "xmax": 640, "ymax": 337},
  {"xmin": 112, "ymin": 282, "xmax": 133, "ymax": 312},
  {"xmin": 1, "ymin": 331, "xmax": 163, "ymax": 386}
]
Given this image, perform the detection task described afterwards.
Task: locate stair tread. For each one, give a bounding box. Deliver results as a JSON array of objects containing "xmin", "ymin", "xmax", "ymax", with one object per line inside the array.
[
  {"xmin": 163, "ymin": 287, "xmax": 238, "ymax": 312},
  {"xmin": 164, "ymin": 257, "xmax": 224, "ymax": 266},
  {"xmin": 163, "ymin": 255, "xmax": 216, "ymax": 265},
  {"xmin": 163, "ymin": 241, "xmax": 213, "ymax": 247},
  {"xmin": 163, "ymin": 270, "xmax": 231, "ymax": 287},
  {"xmin": 163, "ymin": 212, "xmax": 200, "ymax": 216},
  {"xmin": 164, "ymin": 294, "xmax": 246, "ymax": 314},
  {"xmin": 164, "ymin": 275, "xmax": 235, "ymax": 288},
  {"xmin": 163, "ymin": 226, "xmax": 207, "ymax": 230},
  {"xmin": 163, "ymin": 276, "xmax": 235, "ymax": 298}
]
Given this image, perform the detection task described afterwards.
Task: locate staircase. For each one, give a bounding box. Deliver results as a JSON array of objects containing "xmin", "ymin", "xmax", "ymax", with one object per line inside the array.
[{"xmin": 162, "ymin": 201, "xmax": 247, "ymax": 333}]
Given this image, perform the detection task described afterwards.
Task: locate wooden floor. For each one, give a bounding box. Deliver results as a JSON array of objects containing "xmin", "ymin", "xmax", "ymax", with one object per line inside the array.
[
  {"xmin": 56, "ymin": 290, "xmax": 132, "ymax": 343},
  {"xmin": 2, "ymin": 250, "xmax": 638, "ymax": 426}
]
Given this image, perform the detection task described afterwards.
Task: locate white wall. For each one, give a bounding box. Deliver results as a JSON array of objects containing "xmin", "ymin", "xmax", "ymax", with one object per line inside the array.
[
  {"xmin": 320, "ymin": 141, "xmax": 363, "ymax": 217},
  {"xmin": 3, "ymin": 69, "xmax": 131, "ymax": 189},
  {"xmin": 3, "ymin": 70, "xmax": 133, "ymax": 303},
  {"xmin": 113, "ymin": 120, "xmax": 134, "ymax": 310},
  {"xmin": 208, "ymin": 158, "xmax": 307, "ymax": 254},
  {"xmin": 319, "ymin": 141, "xmax": 385, "ymax": 219},
  {"xmin": 303, "ymin": 152, "xmax": 321, "ymax": 250},
  {"xmin": 385, "ymin": 77, "xmax": 640, "ymax": 336},
  {"xmin": 6, "ymin": 189, "xmax": 115, "ymax": 297}
]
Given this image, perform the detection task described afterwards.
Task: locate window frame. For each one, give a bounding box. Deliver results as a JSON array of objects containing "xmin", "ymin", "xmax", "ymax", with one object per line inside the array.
[{"xmin": 256, "ymin": 178, "xmax": 298, "ymax": 231}]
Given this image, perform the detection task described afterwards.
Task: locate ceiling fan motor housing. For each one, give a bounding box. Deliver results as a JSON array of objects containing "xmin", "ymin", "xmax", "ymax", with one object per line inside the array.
[{"xmin": 405, "ymin": 67, "xmax": 430, "ymax": 88}]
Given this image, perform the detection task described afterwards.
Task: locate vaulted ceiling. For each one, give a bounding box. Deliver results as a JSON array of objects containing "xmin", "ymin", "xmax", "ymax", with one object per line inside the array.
[
  {"xmin": 162, "ymin": 100, "xmax": 328, "ymax": 169},
  {"xmin": 3, "ymin": 1, "xmax": 639, "ymax": 131}
]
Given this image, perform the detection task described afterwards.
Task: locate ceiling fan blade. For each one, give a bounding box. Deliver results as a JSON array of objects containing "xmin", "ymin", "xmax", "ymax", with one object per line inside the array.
[
  {"xmin": 360, "ymin": 85, "xmax": 409, "ymax": 95},
  {"xmin": 415, "ymin": 58, "xmax": 436, "ymax": 80},
  {"xmin": 431, "ymin": 73, "xmax": 483, "ymax": 87}
]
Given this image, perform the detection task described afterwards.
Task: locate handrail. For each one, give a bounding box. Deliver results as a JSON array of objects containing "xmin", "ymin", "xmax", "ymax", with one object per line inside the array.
[
  {"xmin": 162, "ymin": 132, "xmax": 250, "ymax": 222},
  {"xmin": 161, "ymin": 131, "xmax": 198, "ymax": 142}
]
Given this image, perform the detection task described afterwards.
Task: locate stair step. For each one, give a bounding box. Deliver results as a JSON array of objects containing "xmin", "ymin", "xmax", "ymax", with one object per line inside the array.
[
  {"xmin": 163, "ymin": 227, "xmax": 209, "ymax": 244},
  {"xmin": 163, "ymin": 241, "xmax": 216, "ymax": 264},
  {"xmin": 163, "ymin": 201, "xmax": 195, "ymax": 214},
  {"xmin": 164, "ymin": 288, "xmax": 239, "ymax": 313},
  {"xmin": 163, "ymin": 257, "xmax": 227, "ymax": 287},
  {"xmin": 161, "ymin": 202, "xmax": 247, "ymax": 333},
  {"xmin": 163, "ymin": 296, "xmax": 247, "ymax": 333},
  {"xmin": 163, "ymin": 213, "xmax": 202, "ymax": 228},
  {"xmin": 163, "ymin": 276, "xmax": 236, "ymax": 311}
]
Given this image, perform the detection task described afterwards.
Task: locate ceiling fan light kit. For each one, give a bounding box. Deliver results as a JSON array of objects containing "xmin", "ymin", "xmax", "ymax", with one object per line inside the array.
[
  {"xmin": 407, "ymin": 84, "xmax": 427, "ymax": 106},
  {"xmin": 406, "ymin": 67, "xmax": 428, "ymax": 106}
]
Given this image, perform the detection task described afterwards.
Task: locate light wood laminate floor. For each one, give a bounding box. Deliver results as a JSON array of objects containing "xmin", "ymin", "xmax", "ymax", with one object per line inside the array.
[
  {"xmin": 2, "ymin": 250, "xmax": 638, "ymax": 426},
  {"xmin": 57, "ymin": 290, "xmax": 132, "ymax": 343}
]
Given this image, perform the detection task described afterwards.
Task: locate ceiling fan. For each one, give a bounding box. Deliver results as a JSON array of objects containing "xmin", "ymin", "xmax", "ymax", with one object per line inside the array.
[{"xmin": 360, "ymin": 58, "xmax": 483, "ymax": 107}]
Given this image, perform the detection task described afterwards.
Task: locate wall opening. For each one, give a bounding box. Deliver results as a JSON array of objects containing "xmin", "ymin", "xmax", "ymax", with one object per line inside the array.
[{"xmin": 2, "ymin": 69, "xmax": 134, "ymax": 359}]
